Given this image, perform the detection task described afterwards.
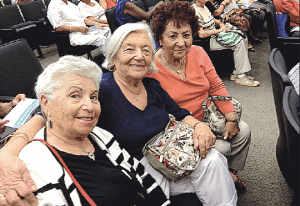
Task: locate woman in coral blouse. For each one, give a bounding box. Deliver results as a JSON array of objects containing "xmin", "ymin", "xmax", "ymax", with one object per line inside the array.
[{"xmin": 148, "ymin": 0, "xmax": 251, "ymax": 191}]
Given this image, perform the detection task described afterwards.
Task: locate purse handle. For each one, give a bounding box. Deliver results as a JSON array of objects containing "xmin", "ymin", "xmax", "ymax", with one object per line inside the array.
[
  {"xmin": 31, "ymin": 139, "xmax": 97, "ymax": 206},
  {"xmin": 202, "ymin": 96, "xmax": 232, "ymax": 110}
]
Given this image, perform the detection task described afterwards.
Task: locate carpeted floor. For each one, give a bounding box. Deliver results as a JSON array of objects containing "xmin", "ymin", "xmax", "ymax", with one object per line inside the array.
[{"xmin": 36, "ymin": 32, "xmax": 295, "ymax": 205}]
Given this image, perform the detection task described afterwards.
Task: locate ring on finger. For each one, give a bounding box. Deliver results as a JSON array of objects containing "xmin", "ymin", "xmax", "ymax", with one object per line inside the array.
[
  {"xmin": 0, "ymin": 194, "xmax": 5, "ymax": 198},
  {"xmin": 210, "ymin": 145, "xmax": 215, "ymax": 148}
]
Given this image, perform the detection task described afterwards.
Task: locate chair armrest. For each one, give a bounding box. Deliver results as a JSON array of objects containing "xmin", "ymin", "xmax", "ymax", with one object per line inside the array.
[
  {"xmin": 193, "ymin": 36, "xmax": 210, "ymax": 53},
  {"xmin": 0, "ymin": 96, "xmax": 14, "ymax": 102},
  {"xmin": 11, "ymin": 21, "xmax": 37, "ymax": 32}
]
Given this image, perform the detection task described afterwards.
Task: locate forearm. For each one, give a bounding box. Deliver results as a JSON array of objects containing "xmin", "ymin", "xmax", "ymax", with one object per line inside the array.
[
  {"xmin": 198, "ymin": 28, "xmax": 222, "ymax": 38},
  {"xmin": 0, "ymin": 102, "xmax": 12, "ymax": 117},
  {"xmin": 182, "ymin": 115, "xmax": 205, "ymax": 129},
  {"xmin": 0, "ymin": 115, "xmax": 46, "ymax": 156}
]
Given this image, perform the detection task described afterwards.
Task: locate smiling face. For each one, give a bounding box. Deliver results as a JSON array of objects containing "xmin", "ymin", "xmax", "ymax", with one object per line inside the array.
[
  {"xmin": 43, "ymin": 74, "xmax": 100, "ymax": 139},
  {"xmin": 160, "ymin": 20, "xmax": 193, "ymax": 61},
  {"xmin": 113, "ymin": 30, "xmax": 153, "ymax": 82}
]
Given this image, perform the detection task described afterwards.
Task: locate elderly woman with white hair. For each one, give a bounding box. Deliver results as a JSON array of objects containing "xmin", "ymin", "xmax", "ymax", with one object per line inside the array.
[
  {"xmin": 0, "ymin": 55, "xmax": 170, "ymax": 205},
  {"xmin": 97, "ymin": 22, "xmax": 237, "ymax": 205},
  {"xmin": 0, "ymin": 23, "xmax": 236, "ymax": 206}
]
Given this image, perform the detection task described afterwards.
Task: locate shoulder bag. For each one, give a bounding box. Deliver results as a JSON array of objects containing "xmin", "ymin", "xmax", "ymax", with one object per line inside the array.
[
  {"xmin": 216, "ymin": 23, "xmax": 246, "ymax": 47},
  {"xmin": 142, "ymin": 115, "xmax": 201, "ymax": 182},
  {"xmin": 202, "ymin": 96, "xmax": 242, "ymax": 138},
  {"xmin": 223, "ymin": 8, "xmax": 250, "ymax": 32}
]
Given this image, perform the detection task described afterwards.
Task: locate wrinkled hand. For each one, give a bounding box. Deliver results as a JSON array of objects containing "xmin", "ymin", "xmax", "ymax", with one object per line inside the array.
[
  {"xmin": 11, "ymin": 94, "xmax": 26, "ymax": 108},
  {"xmin": 223, "ymin": 122, "xmax": 240, "ymax": 140},
  {"xmin": 0, "ymin": 152, "xmax": 37, "ymax": 206},
  {"xmin": 193, "ymin": 123, "xmax": 216, "ymax": 159},
  {"xmin": 220, "ymin": 23, "xmax": 231, "ymax": 31},
  {"xmin": 78, "ymin": 26, "xmax": 89, "ymax": 34},
  {"xmin": 0, "ymin": 119, "xmax": 10, "ymax": 134}
]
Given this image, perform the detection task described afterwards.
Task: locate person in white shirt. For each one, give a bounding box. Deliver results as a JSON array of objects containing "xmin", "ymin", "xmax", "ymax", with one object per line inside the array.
[
  {"xmin": 78, "ymin": 0, "xmax": 109, "ymax": 26},
  {"xmin": 47, "ymin": 0, "xmax": 111, "ymax": 55}
]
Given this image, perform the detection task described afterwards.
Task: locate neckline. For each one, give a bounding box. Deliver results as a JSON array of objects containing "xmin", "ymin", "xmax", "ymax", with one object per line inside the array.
[
  {"xmin": 112, "ymin": 73, "xmax": 148, "ymax": 112},
  {"xmin": 155, "ymin": 51, "xmax": 189, "ymax": 82}
]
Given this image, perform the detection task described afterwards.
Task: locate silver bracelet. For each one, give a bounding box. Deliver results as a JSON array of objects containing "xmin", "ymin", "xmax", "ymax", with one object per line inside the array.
[{"xmin": 194, "ymin": 121, "xmax": 204, "ymax": 129}]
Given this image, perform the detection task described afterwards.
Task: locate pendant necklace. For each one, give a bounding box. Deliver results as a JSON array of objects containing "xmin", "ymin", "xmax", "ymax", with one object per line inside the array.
[
  {"xmin": 162, "ymin": 50, "xmax": 185, "ymax": 74},
  {"xmin": 52, "ymin": 133, "xmax": 95, "ymax": 161},
  {"xmin": 120, "ymin": 81, "xmax": 142, "ymax": 101}
]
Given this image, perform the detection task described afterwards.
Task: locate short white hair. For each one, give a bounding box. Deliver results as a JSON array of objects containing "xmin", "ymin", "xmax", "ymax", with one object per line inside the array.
[
  {"xmin": 102, "ymin": 22, "xmax": 158, "ymax": 73},
  {"xmin": 35, "ymin": 55, "xmax": 102, "ymax": 101}
]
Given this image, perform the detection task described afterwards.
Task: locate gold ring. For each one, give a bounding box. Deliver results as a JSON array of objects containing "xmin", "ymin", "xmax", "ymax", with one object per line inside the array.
[
  {"xmin": 210, "ymin": 145, "xmax": 215, "ymax": 148},
  {"xmin": 0, "ymin": 194, "xmax": 5, "ymax": 198}
]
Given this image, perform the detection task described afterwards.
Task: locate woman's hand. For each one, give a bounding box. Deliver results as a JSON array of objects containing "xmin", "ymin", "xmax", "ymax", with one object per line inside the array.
[
  {"xmin": 75, "ymin": 26, "xmax": 89, "ymax": 34},
  {"xmin": 11, "ymin": 94, "xmax": 26, "ymax": 108},
  {"xmin": 223, "ymin": 121, "xmax": 240, "ymax": 140},
  {"xmin": 219, "ymin": 23, "xmax": 231, "ymax": 32},
  {"xmin": 0, "ymin": 152, "xmax": 37, "ymax": 206},
  {"xmin": 224, "ymin": 112, "xmax": 240, "ymax": 140},
  {"xmin": 0, "ymin": 119, "xmax": 9, "ymax": 134},
  {"xmin": 193, "ymin": 123, "xmax": 216, "ymax": 159}
]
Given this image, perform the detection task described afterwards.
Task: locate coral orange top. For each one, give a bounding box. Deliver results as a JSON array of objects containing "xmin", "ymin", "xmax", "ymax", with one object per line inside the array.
[
  {"xmin": 148, "ymin": 46, "xmax": 235, "ymax": 121},
  {"xmin": 105, "ymin": 0, "xmax": 116, "ymax": 9}
]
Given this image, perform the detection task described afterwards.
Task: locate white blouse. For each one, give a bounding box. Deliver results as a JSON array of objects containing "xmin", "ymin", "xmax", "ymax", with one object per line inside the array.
[{"xmin": 78, "ymin": 0, "xmax": 107, "ymax": 20}]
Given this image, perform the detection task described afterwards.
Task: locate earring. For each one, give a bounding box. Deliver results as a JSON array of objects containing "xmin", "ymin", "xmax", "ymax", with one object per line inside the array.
[{"xmin": 48, "ymin": 119, "xmax": 52, "ymax": 129}]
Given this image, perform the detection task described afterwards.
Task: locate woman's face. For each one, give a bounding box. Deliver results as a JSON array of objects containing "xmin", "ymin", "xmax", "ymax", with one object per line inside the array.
[
  {"xmin": 113, "ymin": 30, "xmax": 153, "ymax": 81},
  {"xmin": 160, "ymin": 20, "xmax": 193, "ymax": 60},
  {"xmin": 45, "ymin": 74, "xmax": 100, "ymax": 138}
]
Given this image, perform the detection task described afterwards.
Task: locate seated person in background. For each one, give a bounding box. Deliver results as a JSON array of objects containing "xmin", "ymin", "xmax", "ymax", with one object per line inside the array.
[
  {"xmin": 78, "ymin": 0, "xmax": 110, "ymax": 27},
  {"xmin": 0, "ymin": 94, "xmax": 26, "ymax": 134},
  {"xmin": 273, "ymin": 0, "xmax": 299, "ymax": 37},
  {"xmin": 239, "ymin": 0, "xmax": 266, "ymax": 50},
  {"xmin": 193, "ymin": 0, "xmax": 260, "ymax": 86},
  {"xmin": 149, "ymin": 0, "xmax": 249, "ymax": 191},
  {"xmin": 104, "ymin": 0, "xmax": 116, "ymax": 9},
  {"xmin": 0, "ymin": 56, "xmax": 170, "ymax": 205},
  {"xmin": 47, "ymin": 0, "xmax": 111, "ymax": 55},
  {"xmin": 115, "ymin": 0, "xmax": 164, "ymax": 25},
  {"xmin": 205, "ymin": 0, "xmax": 232, "ymax": 17}
]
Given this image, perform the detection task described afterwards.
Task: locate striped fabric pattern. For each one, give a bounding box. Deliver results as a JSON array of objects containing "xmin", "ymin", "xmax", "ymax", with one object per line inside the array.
[{"xmin": 91, "ymin": 127, "xmax": 171, "ymax": 206}]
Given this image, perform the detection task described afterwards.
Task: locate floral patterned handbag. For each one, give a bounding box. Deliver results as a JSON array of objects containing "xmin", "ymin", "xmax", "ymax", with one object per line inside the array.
[
  {"xmin": 142, "ymin": 115, "xmax": 201, "ymax": 182},
  {"xmin": 202, "ymin": 96, "xmax": 242, "ymax": 138}
]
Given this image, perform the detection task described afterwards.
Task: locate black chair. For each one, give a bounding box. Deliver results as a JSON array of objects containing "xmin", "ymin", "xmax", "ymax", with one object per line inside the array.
[
  {"xmin": 105, "ymin": 0, "xmax": 145, "ymax": 34},
  {"xmin": 282, "ymin": 86, "xmax": 299, "ymax": 205},
  {"xmin": 265, "ymin": 3, "xmax": 299, "ymax": 50},
  {"xmin": 192, "ymin": 37, "xmax": 235, "ymax": 76},
  {"xmin": 142, "ymin": 0, "xmax": 160, "ymax": 11},
  {"xmin": 268, "ymin": 48, "xmax": 296, "ymax": 191},
  {"xmin": 0, "ymin": 4, "xmax": 44, "ymax": 57},
  {"xmin": 43, "ymin": 0, "xmax": 51, "ymax": 7},
  {"xmin": 42, "ymin": 8, "xmax": 97, "ymax": 58},
  {"xmin": 2, "ymin": 0, "xmax": 11, "ymax": 5},
  {"xmin": 0, "ymin": 39, "xmax": 43, "ymax": 100},
  {"xmin": 19, "ymin": 0, "xmax": 54, "ymax": 47}
]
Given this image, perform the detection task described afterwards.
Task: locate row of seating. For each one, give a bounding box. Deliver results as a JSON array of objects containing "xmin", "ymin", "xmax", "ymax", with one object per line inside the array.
[{"xmin": 268, "ymin": 34, "xmax": 299, "ymax": 206}]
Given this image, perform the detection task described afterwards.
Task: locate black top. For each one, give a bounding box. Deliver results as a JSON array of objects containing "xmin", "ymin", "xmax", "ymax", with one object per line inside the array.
[{"xmin": 56, "ymin": 136, "xmax": 138, "ymax": 206}]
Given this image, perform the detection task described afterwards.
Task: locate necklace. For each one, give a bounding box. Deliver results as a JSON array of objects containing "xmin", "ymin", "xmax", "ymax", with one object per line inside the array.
[
  {"xmin": 120, "ymin": 81, "xmax": 143, "ymax": 101},
  {"xmin": 52, "ymin": 133, "xmax": 95, "ymax": 161},
  {"xmin": 162, "ymin": 50, "xmax": 185, "ymax": 74}
]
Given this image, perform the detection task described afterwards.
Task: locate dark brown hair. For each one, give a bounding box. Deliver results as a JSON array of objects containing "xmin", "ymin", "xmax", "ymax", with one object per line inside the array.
[{"xmin": 151, "ymin": 1, "xmax": 200, "ymax": 43}]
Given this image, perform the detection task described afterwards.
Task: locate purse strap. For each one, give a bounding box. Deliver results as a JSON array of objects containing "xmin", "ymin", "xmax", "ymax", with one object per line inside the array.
[
  {"xmin": 202, "ymin": 96, "xmax": 232, "ymax": 110},
  {"xmin": 31, "ymin": 139, "xmax": 97, "ymax": 206}
]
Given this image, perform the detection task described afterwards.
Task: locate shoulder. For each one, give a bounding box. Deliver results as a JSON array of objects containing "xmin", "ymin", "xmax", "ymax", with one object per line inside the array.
[
  {"xmin": 188, "ymin": 45, "xmax": 206, "ymax": 57},
  {"xmin": 91, "ymin": 126, "xmax": 114, "ymax": 144},
  {"xmin": 100, "ymin": 72, "xmax": 114, "ymax": 90},
  {"xmin": 143, "ymin": 77, "xmax": 162, "ymax": 88}
]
